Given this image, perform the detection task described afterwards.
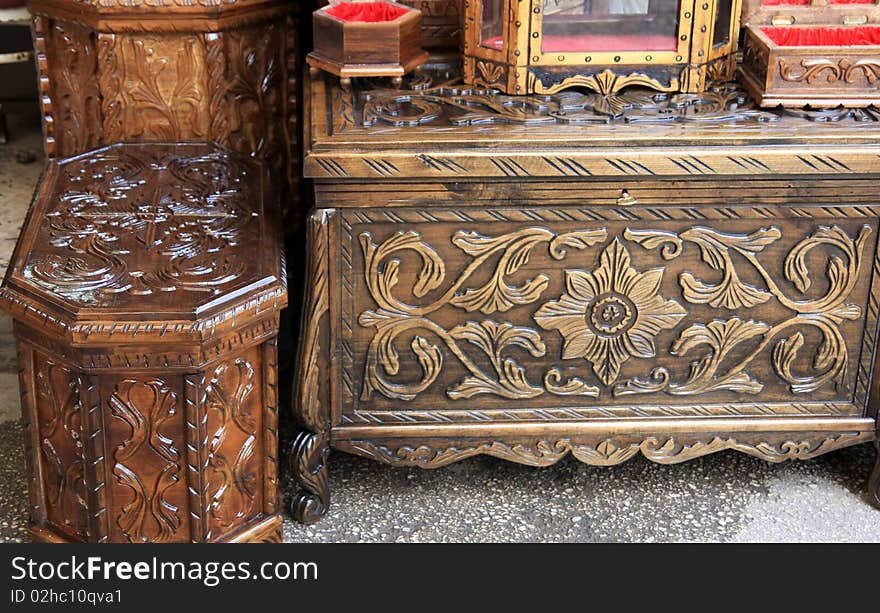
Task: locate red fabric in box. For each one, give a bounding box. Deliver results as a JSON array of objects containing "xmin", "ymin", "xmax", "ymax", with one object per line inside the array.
[
  {"xmin": 482, "ymin": 34, "xmax": 677, "ymax": 52},
  {"xmin": 762, "ymin": 25, "xmax": 880, "ymax": 45},
  {"xmin": 761, "ymin": 0, "xmax": 873, "ymax": 4},
  {"xmin": 325, "ymin": 1, "xmax": 410, "ymax": 23},
  {"xmin": 0, "ymin": 0, "xmax": 27, "ymax": 7}
]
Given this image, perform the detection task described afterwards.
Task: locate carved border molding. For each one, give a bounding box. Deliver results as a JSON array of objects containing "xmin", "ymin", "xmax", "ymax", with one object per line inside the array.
[
  {"xmin": 338, "ymin": 431, "xmax": 874, "ymax": 469},
  {"xmin": 306, "ymin": 148, "xmax": 880, "ymax": 179}
]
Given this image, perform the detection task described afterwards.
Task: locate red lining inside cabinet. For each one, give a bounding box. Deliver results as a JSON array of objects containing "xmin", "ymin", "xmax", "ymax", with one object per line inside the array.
[
  {"xmin": 761, "ymin": 25, "xmax": 880, "ymax": 46},
  {"xmin": 760, "ymin": 0, "xmax": 874, "ymax": 4},
  {"xmin": 324, "ymin": 2, "xmax": 410, "ymax": 23},
  {"xmin": 482, "ymin": 34, "xmax": 677, "ymax": 52}
]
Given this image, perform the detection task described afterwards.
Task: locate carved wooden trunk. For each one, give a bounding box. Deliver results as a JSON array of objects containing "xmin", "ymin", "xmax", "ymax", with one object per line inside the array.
[
  {"xmin": 1, "ymin": 143, "xmax": 287, "ymax": 543},
  {"xmin": 290, "ymin": 69, "xmax": 880, "ymax": 523}
]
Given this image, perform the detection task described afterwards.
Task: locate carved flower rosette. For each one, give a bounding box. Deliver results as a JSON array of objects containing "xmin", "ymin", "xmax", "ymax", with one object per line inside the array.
[{"xmin": 353, "ymin": 216, "xmax": 874, "ymax": 417}]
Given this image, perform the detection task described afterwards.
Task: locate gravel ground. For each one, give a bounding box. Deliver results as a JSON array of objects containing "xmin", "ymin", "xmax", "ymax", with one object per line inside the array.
[
  {"xmin": 0, "ymin": 417, "xmax": 877, "ymax": 543},
  {"xmin": 0, "ymin": 102, "xmax": 878, "ymax": 543}
]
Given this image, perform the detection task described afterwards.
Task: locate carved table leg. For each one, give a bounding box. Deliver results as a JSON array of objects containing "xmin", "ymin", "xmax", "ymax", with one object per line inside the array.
[
  {"xmin": 289, "ymin": 209, "xmax": 333, "ymax": 523},
  {"xmin": 870, "ymin": 439, "xmax": 880, "ymax": 510},
  {"xmin": 290, "ymin": 429, "xmax": 330, "ymax": 524}
]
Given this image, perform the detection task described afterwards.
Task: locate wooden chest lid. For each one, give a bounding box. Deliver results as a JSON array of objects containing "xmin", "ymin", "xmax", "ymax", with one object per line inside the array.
[
  {"xmin": 742, "ymin": 0, "xmax": 880, "ymax": 26},
  {"xmin": 1, "ymin": 143, "xmax": 286, "ymax": 341}
]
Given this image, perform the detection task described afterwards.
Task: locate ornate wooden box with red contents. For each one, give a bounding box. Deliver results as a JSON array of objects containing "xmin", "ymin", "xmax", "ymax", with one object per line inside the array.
[
  {"xmin": 739, "ymin": 0, "xmax": 880, "ymax": 107},
  {"xmin": 309, "ymin": 1, "xmax": 428, "ymax": 86}
]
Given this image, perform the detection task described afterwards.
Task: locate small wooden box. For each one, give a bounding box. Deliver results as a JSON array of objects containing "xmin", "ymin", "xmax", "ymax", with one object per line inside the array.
[
  {"xmin": 739, "ymin": 0, "xmax": 880, "ymax": 108},
  {"xmin": 311, "ymin": 1, "xmax": 428, "ymax": 79}
]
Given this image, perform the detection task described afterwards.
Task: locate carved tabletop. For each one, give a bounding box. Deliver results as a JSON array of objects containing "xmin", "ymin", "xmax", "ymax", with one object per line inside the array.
[
  {"xmin": 2, "ymin": 143, "xmax": 284, "ymax": 338},
  {"xmin": 304, "ymin": 63, "xmax": 880, "ymax": 180}
]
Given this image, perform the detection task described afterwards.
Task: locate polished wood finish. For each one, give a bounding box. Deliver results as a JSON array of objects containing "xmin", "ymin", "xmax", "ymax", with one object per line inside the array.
[
  {"xmin": 739, "ymin": 0, "xmax": 880, "ymax": 108},
  {"xmin": 398, "ymin": 0, "xmax": 461, "ymax": 50},
  {"xmin": 1, "ymin": 143, "xmax": 287, "ymax": 542},
  {"xmin": 308, "ymin": 2, "xmax": 428, "ymax": 87},
  {"xmin": 26, "ymin": 0, "xmax": 302, "ymax": 223},
  {"xmin": 291, "ymin": 66, "xmax": 880, "ymax": 523},
  {"xmin": 461, "ymin": 0, "xmax": 741, "ymax": 96}
]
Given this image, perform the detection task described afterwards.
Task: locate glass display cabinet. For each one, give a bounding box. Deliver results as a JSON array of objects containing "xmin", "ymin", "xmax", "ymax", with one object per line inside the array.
[{"xmin": 462, "ymin": 0, "xmax": 743, "ymax": 95}]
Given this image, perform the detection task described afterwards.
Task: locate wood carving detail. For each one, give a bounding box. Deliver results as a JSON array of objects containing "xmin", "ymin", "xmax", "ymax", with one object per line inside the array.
[
  {"xmin": 342, "ymin": 431, "xmax": 873, "ymax": 468},
  {"xmin": 360, "ymin": 77, "xmax": 778, "ymax": 126},
  {"xmin": 35, "ymin": 357, "xmax": 88, "ymax": 535},
  {"xmin": 204, "ymin": 356, "xmax": 260, "ymax": 537},
  {"xmin": 25, "ymin": 147, "xmax": 258, "ymax": 306},
  {"xmin": 356, "ymin": 223, "xmax": 872, "ymax": 403},
  {"xmin": 528, "ymin": 68, "xmax": 680, "ymax": 97},
  {"xmin": 619, "ymin": 225, "xmax": 870, "ymax": 398},
  {"xmin": 225, "ymin": 24, "xmax": 284, "ymax": 164},
  {"xmin": 779, "ymin": 58, "xmax": 880, "ymax": 85},
  {"xmin": 117, "ymin": 35, "xmax": 208, "ymax": 141},
  {"xmin": 534, "ymin": 239, "xmax": 686, "ymax": 386},
  {"xmin": 358, "ymin": 227, "xmax": 608, "ymax": 401},
  {"xmin": 47, "ymin": 22, "xmax": 102, "ymax": 156},
  {"xmin": 109, "ymin": 379, "xmax": 182, "ymax": 543},
  {"xmin": 291, "ymin": 211, "xmax": 332, "ymax": 525}
]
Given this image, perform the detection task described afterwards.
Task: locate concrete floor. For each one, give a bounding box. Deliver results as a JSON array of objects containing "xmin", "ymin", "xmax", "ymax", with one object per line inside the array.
[{"xmin": 0, "ymin": 103, "xmax": 878, "ymax": 543}]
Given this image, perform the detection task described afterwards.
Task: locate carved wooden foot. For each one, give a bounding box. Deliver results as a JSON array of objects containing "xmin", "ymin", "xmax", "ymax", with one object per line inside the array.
[
  {"xmin": 869, "ymin": 440, "xmax": 880, "ymax": 510},
  {"xmin": 340, "ymin": 77, "xmax": 352, "ymax": 92},
  {"xmin": 391, "ymin": 76, "xmax": 403, "ymax": 89},
  {"xmin": 290, "ymin": 429, "xmax": 330, "ymax": 524}
]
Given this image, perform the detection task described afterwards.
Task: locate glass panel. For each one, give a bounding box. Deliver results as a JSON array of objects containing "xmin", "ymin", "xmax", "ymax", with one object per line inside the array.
[
  {"xmin": 481, "ymin": 0, "xmax": 505, "ymax": 50},
  {"xmin": 713, "ymin": 0, "xmax": 733, "ymax": 48},
  {"xmin": 541, "ymin": 0, "xmax": 681, "ymax": 54}
]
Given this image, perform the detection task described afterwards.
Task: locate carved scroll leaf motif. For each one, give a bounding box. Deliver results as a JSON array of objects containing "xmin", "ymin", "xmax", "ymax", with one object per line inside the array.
[
  {"xmin": 205, "ymin": 358, "xmax": 259, "ymax": 532},
  {"xmin": 109, "ymin": 380, "xmax": 181, "ymax": 543},
  {"xmin": 447, "ymin": 321, "xmax": 546, "ymax": 399},
  {"xmin": 533, "ymin": 239, "xmax": 687, "ymax": 386},
  {"xmin": 543, "ymin": 368, "xmax": 600, "ymax": 397},
  {"xmin": 621, "ymin": 224, "xmax": 870, "ymax": 397},
  {"xmin": 779, "ymin": 58, "xmax": 880, "ymax": 85},
  {"xmin": 528, "ymin": 68, "xmax": 679, "ymax": 97},
  {"xmin": 358, "ymin": 228, "xmax": 607, "ymax": 401},
  {"xmin": 36, "ymin": 361, "xmax": 87, "ymax": 529},
  {"xmin": 678, "ymin": 227, "xmax": 779, "ymax": 309},
  {"xmin": 669, "ymin": 318, "xmax": 770, "ymax": 395},
  {"xmin": 226, "ymin": 25, "xmax": 283, "ymax": 161}
]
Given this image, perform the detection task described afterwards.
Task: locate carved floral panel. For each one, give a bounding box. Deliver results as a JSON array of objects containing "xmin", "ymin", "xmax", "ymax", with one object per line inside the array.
[
  {"xmin": 223, "ymin": 24, "xmax": 285, "ymax": 168},
  {"xmin": 44, "ymin": 20, "xmax": 103, "ymax": 157},
  {"xmin": 114, "ymin": 34, "xmax": 210, "ymax": 142},
  {"xmin": 341, "ymin": 208, "xmax": 880, "ymax": 424}
]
